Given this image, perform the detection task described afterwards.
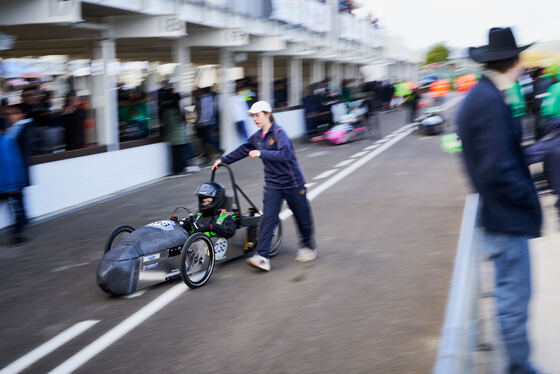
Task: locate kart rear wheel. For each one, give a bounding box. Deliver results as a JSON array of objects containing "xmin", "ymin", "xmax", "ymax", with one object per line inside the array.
[
  {"xmin": 268, "ymin": 221, "xmax": 283, "ymax": 257},
  {"xmin": 180, "ymin": 232, "xmax": 215, "ymax": 288},
  {"xmin": 104, "ymin": 225, "xmax": 135, "ymax": 253}
]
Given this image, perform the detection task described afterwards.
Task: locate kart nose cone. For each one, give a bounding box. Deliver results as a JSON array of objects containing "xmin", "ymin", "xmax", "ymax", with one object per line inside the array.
[{"xmin": 97, "ymin": 257, "xmax": 140, "ymax": 296}]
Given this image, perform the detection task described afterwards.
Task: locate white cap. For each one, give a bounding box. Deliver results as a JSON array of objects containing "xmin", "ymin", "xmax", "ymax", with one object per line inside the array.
[{"xmin": 248, "ymin": 100, "xmax": 272, "ymax": 114}]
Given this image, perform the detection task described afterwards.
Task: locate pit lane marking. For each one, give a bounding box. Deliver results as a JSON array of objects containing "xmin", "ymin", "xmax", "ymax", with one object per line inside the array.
[
  {"xmin": 48, "ymin": 284, "xmax": 188, "ymax": 374},
  {"xmin": 363, "ymin": 144, "xmax": 379, "ymax": 151},
  {"xmin": 307, "ymin": 151, "xmax": 329, "ymax": 158},
  {"xmin": 350, "ymin": 151, "xmax": 368, "ymax": 158},
  {"xmin": 123, "ymin": 290, "xmax": 148, "ymax": 299},
  {"xmin": 313, "ymin": 169, "xmax": 339, "ymax": 180},
  {"xmin": 0, "ymin": 320, "xmax": 99, "ymax": 374},
  {"xmin": 335, "ymin": 159, "xmax": 354, "ymax": 167},
  {"xmin": 52, "ymin": 262, "xmax": 90, "ymax": 273}
]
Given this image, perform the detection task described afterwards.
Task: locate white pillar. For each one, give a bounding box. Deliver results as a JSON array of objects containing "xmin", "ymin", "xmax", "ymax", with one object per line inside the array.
[
  {"xmin": 172, "ymin": 38, "xmax": 193, "ymax": 106},
  {"xmin": 219, "ymin": 48, "xmax": 236, "ymax": 153},
  {"xmin": 327, "ymin": 0, "xmax": 339, "ymax": 45},
  {"xmin": 288, "ymin": 57, "xmax": 302, "ymax": 107},
  {"xmin": 258, "ymin": 54, "xmax": 273, "ymax": 104},
  {"xmin": 311, "ymin": 59, "xmax": 324, "ymax": 83},
  {"xmin": 92, "ymin": 38, "xmax": 119, "ymax": 150},
  {"xmin": 354, "ymin": 64, "xmax": 361, "ymax": 82}
]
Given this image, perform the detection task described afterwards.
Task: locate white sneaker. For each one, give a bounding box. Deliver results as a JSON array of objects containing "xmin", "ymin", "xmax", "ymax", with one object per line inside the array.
[
  {"xmin": 295, "ymin": 248, "xmax": 317, "ymax": 262},
  {"xmin": 247, "ymin": 254, "xmax": 271, "ymax": 271}
]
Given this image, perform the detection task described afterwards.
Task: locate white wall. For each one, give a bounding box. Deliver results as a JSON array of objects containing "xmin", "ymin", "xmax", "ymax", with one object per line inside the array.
[
  {"xmin": 1, "ymin": 142, "xmax": 170, "ymax": 229},
  {"xmin": 1, "ymin": 109, "xmax": 305, "ymax": 230}
]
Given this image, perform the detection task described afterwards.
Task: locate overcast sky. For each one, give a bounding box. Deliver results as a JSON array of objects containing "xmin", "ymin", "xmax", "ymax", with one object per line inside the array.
[{"xmin": 354, "ymin": 0, "xmax": 560, "ymax": 51}]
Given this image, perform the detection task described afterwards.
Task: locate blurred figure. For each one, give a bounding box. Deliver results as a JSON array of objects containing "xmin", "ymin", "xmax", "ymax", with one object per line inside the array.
[
  {"xmin": 194, "ymin": 87, "xmax": 223, "ymax": 159},
  {"xmin": 533, "ymin": 67, "xmax": 555, "ymax": 140},
  {"xmin": 160, "ymin": 88, "xmax": 195, "ymax": 174},
  {"xmin": 341, "ymin": 79, "xmax": 355, "ymax": 103},
  {"xmin": 61, "ymin": 90, "xmax": 85, "ymax": 151},
  {"xmin": 0, "ymin": 104, "xmax": 35, "ymax": 245},
  {"xmin": 273, "ymin": 78, "xmax": 287, "ymax": 108},
  {"xmin": 457, "ymin": 27, "xmax": 542, "ymax": 374},
  {"xmin": 382, "ymin": 80, "xmax": 395, "ymax": 110},
  {"xmin": 403, "ymin": 86, "xmax": 420, "ymax": 124},
  {"xmin": 302, "ymin": 83, "xmax": 321, "ymax": 140},
  {"xmin": 525, "ymin": 128, "xmax": 560, "ymax": 221}
]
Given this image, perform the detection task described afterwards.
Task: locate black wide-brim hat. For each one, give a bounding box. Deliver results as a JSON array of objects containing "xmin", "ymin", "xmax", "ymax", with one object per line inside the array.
[{"xmin": 469, "ymin": 27, "xmax": 533, "ymax": 63}]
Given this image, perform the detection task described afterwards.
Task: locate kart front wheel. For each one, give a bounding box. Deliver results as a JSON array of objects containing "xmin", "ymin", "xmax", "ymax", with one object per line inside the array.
[
  {"xmin": 104, "ymin": 225, "xmax": 135, "ymax": 253},
  {"xmin": 268, "ymin": 221, "xmax": 283, "ymax": 257},
  {"xmin": 180, "ymin": 233, "xmax": 215, "ymax": 289}
]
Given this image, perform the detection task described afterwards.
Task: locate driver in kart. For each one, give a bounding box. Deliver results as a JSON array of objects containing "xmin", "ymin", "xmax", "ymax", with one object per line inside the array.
[{"xmin": 183, "ymin": 182, "xmax": 236, "ymax": 239}]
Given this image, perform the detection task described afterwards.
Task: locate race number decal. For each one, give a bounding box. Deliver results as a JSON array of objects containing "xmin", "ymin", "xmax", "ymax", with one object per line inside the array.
[
  {"xmin": 214, "ymin": 238, "xmax": 228, "ymax": 261},
  {"xmin": 146, "ymin": 220, "xmax": 175, "ymax": 231}
]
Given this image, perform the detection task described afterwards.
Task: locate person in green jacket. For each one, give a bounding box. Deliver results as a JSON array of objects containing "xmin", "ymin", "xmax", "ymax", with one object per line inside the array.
[{"xmin": 541, "ymin": 69, "xmax": 560, "ymax": 131}]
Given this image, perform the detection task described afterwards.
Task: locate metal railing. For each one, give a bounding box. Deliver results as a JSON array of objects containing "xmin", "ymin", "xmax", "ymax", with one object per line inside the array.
[{"xmin": 433, "ymin": 193, "xmax": 481, "ymax": 374}]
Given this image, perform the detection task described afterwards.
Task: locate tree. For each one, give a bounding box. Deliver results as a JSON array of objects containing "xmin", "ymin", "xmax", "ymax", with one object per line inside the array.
[{"xmin": 425, "ymin": 43, "xmax": 450, "ymax": 65}]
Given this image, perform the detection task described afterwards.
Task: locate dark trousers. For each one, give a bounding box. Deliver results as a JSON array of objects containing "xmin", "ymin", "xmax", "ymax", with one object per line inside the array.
[
  {"xmin": 2, "ymin": 191, "xmax": 28, "ymax": 235},
  {"xmin": 196, "ymin": 125, "xmax": 221, "ymax": 153},
  {"xmin": 256, "ymin": 186, "xmax": 315, "ymax": 258},
  {"xmin": 171, "ymin": 144, "xmax": 185, "ymax": 173},
  {"xmin": 408, "ymin": 106, "xmax": 417, "ymax": 123}
]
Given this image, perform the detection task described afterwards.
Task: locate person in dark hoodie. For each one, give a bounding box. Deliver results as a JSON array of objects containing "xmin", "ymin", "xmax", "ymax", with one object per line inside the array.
[{"xmin": 212, "ymin": 101, "xmax": 316, "ymax": 271}]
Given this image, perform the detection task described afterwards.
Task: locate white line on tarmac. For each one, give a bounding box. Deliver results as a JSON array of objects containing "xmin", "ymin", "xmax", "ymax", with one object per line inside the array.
[
  {"xmin": 350, "ymin": 151, "xmax": 368, "ymax": 158},
  {"xmin": 0, "ymin": 320, "xmax": 99, "ymax": 374},
  {"xmin": 363, "ymin": 144, "xmax": 379, "ymax": 151},
  {"xmin": 123, "ymin": 289, "xmax": 147, "ymax": 299},
  {"xmin": 307, "ymin": 151, "xmax": 328, "ymax": 158},
  {"xmin": 334, "ymin": 159, "xmax": 354, "ymax": 168},
  {"xmin": 304, "ymin": 183, "xmax": 316, "ymax": 189},
  {"xmin": 313, "ymin": 169, "xmax": 339, "ymax": 180},
  {"xmin": 52, "ymin": 262, "xmax": 90, "ymax": 273},
  {"xmin": 48, "ymin": 284, "xmax": 188, "ymax": 374}
]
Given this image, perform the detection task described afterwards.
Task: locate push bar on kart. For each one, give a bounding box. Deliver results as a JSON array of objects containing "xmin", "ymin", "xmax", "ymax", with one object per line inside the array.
[{"xmin": 211, "ymin": 163, "xmax": 260, "ymax": 215}]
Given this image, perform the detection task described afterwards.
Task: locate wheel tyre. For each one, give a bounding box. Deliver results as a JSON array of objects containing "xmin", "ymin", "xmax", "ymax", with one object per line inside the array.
[
  {"xmin": 180, "ymin": 232, "xmax": 215, "ymax": 289},
  {"xmin": 104, "ymin": 225, "xmax": 135, "ymax": 253},
  {"xmin": 268, "ymin": 221, "xmax": 283, "ymax": 257}
]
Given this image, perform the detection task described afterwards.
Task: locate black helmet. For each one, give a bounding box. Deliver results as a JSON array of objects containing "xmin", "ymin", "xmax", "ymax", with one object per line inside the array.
[{"xmin": 195, "ymin": 182, "xmax": 225, "ymax": 215}]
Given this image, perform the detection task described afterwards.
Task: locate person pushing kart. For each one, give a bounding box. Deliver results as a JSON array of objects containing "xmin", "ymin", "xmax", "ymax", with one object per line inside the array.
[
  {"xmin": 178, "ymin": 182, "xmax": 236, "ymax": 239},
  {"xmin": 212, "ymin": 100, "xmax": 317, "ymax": 271}
]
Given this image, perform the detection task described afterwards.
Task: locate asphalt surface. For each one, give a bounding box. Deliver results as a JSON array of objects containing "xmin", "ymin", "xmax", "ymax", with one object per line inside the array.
[{"xmin": 0, "ymin": 102, "xmax": 470, "ymax": 374}]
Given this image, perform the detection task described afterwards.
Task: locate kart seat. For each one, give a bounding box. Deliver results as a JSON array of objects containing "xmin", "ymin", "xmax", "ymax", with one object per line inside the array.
[{"xmin": 222, "ymin": 195, "xmax": 233, "ymax": 211}]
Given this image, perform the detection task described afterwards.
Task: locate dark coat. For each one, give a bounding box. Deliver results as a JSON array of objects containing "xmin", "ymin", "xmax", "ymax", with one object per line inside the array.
[
  {"xmin": 221, "ymin": 123, "xmax": 306, "ymax": 189},
  {"xmin": 457, "ymin": 76, "xmax": 542, "ymax": 237}
]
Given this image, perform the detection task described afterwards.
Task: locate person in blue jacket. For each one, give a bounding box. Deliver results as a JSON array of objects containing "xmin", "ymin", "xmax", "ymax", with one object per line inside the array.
[
  {"xmin": 457, "ymin": 28, "xmax": 542, "ymax": 374},
  {"xmin": 212, "ymin": 101, "xmax": 316, "ymax": 271},
  {"xmin": 1, "ymin": 104, "xmax": 35, "ymax": 245}
]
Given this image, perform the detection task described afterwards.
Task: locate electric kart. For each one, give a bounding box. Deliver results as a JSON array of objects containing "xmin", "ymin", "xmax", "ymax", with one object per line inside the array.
[
  {"xmin": 312, "ymin": 100, "xmax": 368, "ymax": 145},
  {"xmin": 417, "ymin": 106, "xmax": 445, "ymax": 135},
  {"xmin": 96, "ymin": 164, "xmax": 283, "ymax": 295}
]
